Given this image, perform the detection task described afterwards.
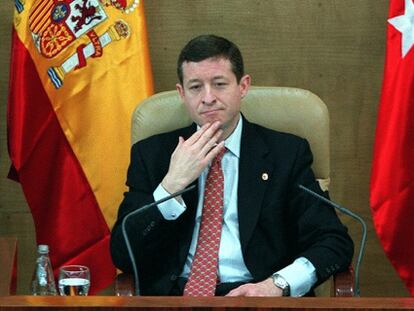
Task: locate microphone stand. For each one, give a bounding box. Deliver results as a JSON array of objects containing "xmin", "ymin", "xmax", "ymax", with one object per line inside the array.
[
  {"xmin": 121, "ymin": 185, "xmax": 196, "ymax": 296},
  {"xmin": 298, "ymin": 184, "xmax": 366, "ymax": 297}
]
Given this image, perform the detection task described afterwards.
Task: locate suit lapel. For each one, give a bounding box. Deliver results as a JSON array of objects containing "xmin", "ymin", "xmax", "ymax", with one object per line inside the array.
[
  {"xmin": 175, "ymin": 124, "xmax": 200, "ymax": 265},
  {"xmin": 238, "ymin": 119, "xmax": 274, "ymax": 252},
  {"xmin": 180, "ymin": 123, "xmax": 199, "ymax": 211},
  {"xmin": 177, "ymin": 178, "xmax": 198, "ymax": 266}
]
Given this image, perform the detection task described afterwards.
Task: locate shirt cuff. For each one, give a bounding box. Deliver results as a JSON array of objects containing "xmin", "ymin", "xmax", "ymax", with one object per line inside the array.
[
  {"xmin": 153, "ymin": 184, "xmax": 187, "ymax": 220},
  {"xmin": 276, "ymin": 257, "xmax": 317, "ymax": 297}
]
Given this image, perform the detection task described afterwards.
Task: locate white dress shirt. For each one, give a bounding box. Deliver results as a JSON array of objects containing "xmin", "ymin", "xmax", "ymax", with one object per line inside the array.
[{"xmin": 153, "ymin": 116, "xmax": 317, "ymax": 296}]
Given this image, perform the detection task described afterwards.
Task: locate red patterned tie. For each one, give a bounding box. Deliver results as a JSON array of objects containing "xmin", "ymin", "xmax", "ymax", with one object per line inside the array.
[{"xmin": 183, "ymin": 148, "xmax": 226, "ymax": 296}]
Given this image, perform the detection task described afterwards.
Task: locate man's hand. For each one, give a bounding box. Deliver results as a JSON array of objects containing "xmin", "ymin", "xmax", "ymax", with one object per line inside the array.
[
  {"xmin": 162, "ymin": 121, "xmax": 225, "ymax": 194},
  {"xmin": 226, "ymin": 278, "xmax": 283, "ymax": 297}
]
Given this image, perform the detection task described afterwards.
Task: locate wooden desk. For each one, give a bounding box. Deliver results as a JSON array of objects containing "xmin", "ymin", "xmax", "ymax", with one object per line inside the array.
[
  {"xmin": 1, "ymin": 296, "xmax": 414, "ymax": 310},
  {"xmin": 0, "ymin": 237, "xmax": 18, "ymax": 296}
]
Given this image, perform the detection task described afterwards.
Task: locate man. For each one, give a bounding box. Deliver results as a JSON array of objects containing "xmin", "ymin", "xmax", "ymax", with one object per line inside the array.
[{"xmin": 110, "ymin": 34, "xmax": 353, "ymax": 297}]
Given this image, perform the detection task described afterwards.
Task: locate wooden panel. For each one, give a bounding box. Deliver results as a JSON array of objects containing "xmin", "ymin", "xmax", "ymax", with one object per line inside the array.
[
  {"xmin": 0, "ymin": 214, "xmax": 36, "ymax": 295},
  {"xmin": 0, "ymin": 237, "xmax": 17, "ymax": 295}
]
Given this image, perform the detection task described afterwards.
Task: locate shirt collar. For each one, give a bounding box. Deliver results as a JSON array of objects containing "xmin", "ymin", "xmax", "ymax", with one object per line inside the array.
[{"xmin": 224, "ymin": 115, "xmax": 242, "ymax": 159}]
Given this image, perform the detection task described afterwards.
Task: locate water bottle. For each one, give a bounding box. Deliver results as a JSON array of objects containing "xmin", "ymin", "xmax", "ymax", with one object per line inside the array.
[{"xmin": 31, "ymin": 244, "xmax": 57, "ymax": 295}]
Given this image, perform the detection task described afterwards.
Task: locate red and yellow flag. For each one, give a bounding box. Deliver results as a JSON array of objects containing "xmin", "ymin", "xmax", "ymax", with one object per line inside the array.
[{"xmin": 8, "ymin": 0, "xmax": 153, "ymax": 293}]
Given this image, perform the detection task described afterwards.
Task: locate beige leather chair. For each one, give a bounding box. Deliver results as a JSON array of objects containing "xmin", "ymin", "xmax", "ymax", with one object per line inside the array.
[{"xmin": 119, "ymin": 86, "xmax": 353, "ymax": 297}]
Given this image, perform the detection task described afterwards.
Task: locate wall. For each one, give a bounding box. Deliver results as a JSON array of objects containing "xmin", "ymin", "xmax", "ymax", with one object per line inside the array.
[{"xmin": 0, "ymin": 0, "xmax": 408, "ymax": 296}]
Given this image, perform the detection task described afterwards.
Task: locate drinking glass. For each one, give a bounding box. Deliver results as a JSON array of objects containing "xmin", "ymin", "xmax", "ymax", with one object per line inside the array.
[{"xmin": 58, "ymin": 265, "xmax": 90, "ymax": 296}]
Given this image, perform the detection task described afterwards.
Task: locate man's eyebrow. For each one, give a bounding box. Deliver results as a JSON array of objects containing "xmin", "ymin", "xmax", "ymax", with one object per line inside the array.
[
  {"xmin": 212, "ymin": 76, "xmax": 227, "ymax": 80},
  {"xmin": 186, "ymin": 78, "xmax": 201, "ymax": 84},
  {"xmin": 186, "ymin": 76, "xmax": 228, "ymax": 84}
]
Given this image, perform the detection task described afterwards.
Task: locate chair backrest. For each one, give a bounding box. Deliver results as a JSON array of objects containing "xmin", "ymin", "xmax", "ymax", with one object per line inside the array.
[{"xmin": 131, "ymin": 86, "xmax": 330, "ymax": 190}]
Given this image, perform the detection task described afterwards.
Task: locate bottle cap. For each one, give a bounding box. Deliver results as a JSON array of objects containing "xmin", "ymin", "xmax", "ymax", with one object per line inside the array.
[{"xmin": 38, "ymin": 244, "xmax": 49, "ymax": 254}]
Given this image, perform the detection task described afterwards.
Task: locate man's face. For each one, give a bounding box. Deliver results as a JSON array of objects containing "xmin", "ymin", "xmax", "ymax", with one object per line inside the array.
[{"xmin": 176, "ymin": 57, "xmax": 250, "ymax": 140}]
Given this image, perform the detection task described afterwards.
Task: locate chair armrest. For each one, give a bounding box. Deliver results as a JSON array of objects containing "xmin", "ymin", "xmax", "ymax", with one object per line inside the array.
[
  {"xmin": 114, "ymin": 273, "xmax": 134, "ymax": 296},
  {"xmin": 334, "ymin": 266, "xmax": 354, "ymax": 297}
]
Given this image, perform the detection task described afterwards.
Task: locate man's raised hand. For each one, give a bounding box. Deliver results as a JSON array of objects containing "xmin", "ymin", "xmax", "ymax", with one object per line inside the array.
[{"xmin": 161, "ymin": 121, "xmax": 225, "ymax": 194}]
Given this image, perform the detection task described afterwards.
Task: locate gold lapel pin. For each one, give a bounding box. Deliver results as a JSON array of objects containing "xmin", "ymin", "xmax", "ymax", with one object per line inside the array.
[{"xmin": 262, "ymin": 173, "xmax": 269, "ymax": 181}]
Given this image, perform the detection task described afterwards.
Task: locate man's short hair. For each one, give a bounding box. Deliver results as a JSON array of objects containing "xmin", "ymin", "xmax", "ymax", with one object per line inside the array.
[{"xmin": 177, "ymin": 34, "xmax": 244, "ymax": 84}]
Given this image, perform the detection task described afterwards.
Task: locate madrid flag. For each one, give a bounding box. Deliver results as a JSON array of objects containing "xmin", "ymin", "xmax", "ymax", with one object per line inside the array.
[
  {"xmin": 8, "ymin": 0, "xmax": 153, "ymax": 293},
  {"xmin": 370, "ymin": 0, "xmax": 414, "ymax": 296}
]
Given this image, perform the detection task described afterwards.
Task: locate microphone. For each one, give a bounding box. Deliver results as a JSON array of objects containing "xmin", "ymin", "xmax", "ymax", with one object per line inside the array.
[
  {"xmin": 298, "ymin": 184, "xmax": 366, "ymax": 297},
  {"xmin": 121, "ymin": 185, "xmax": 196, "ymax": 296}
]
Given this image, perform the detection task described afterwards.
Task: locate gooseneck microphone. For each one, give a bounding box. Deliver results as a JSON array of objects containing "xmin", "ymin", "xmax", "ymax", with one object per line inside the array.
[
  {"xmin": 298, "ymin": 184, "xmax": 366, "ymax": 297},
  {"xmin": 121, "ymin": 185, "xmax": 196, "ymax": 296}
]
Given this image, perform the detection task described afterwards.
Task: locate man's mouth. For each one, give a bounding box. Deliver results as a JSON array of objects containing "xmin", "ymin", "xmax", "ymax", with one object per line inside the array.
[{"xmin": 201, "ymin": 109, "xmax": 221, "ymax": 115}]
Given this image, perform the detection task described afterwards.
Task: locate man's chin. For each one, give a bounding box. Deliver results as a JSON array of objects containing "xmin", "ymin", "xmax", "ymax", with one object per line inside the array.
[{"xmin": 199, "ymin": 118, "xmax": 223, "ymax": 128}]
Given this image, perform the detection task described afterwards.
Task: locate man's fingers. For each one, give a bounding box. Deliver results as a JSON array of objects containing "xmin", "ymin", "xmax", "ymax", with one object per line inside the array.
[
  {"xmin": 195, "ymin": 121, "xmax": 222, "ymax": 146},
  {"xmin": 178, "ymin": 121, "xmax": 223, "ymax": 161},
  {"xmin": 186, "ymin": 121, "xmax": 222, "ymax": 148},
  {"xmin": 203, "ymin": 141, "xmax": 225, "ymax": 163},
  {"xmin": 226, "ymin": 286, "xmax": 246, "ymax": 296},
  {"xmin": 226, "ymin": 282, "xmax": 278, "ymax": 297},
  {"xmin": 164, "ymin": 123, "xmax": 224, "ymax": 193},
  {"xmin": 226, "ymin": 288, "xmax": 262, "ymax": 297},
  {"xmin": 226, "ymin": 284, "xmax": 256, "ymax": 296},
  {"xmin": 171, "ymin": 136, "xmax": 185, "ymax": 158},
  {"xmin": 199, "ymin": 129, "xmax": 223, "ymax": 156},
  {"xmin": 178, "ymin": 136, "xmax": 185, "ymax": 148},
  {"xmin": 185, "ymin": 122, "xmax": 212, "ymax": 145}
]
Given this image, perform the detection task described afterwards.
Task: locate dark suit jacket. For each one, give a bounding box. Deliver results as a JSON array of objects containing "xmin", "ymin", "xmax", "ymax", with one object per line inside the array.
[{"xmin": 110, "ymin": 117, "xmax": 353, "ymax": 295}]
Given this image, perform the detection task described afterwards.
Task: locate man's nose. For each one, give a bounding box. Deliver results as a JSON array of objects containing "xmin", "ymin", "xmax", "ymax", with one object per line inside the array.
[{"xmin": 201, "ymin": 87, "xmax": 216, "ymax": 105}]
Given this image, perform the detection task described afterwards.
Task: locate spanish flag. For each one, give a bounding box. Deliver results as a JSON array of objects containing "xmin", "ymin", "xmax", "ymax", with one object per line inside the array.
[{"xmin": 8, "ymin": 0, "xmax": 153, "ymax": 293}]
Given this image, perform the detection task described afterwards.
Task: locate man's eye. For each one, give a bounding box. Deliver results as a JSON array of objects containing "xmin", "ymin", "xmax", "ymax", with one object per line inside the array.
[
  {"xmin": 215, "ymin": 82, "xmax": 227, "ymax": 88},
  {"xmin": 189, "ymin": 85, "xmax": 201, "ymax": 91}
]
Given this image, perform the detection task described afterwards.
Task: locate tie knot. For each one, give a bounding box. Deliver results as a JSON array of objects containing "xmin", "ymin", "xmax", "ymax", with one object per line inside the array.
[{"xmin": 213, "ymin": 147, "xmax": 226, "ymax": 165}]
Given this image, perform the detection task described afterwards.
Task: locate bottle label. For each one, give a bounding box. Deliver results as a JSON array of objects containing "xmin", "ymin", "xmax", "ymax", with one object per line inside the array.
[{"xmin": 37, "ymin": 264, "xmax": 47, "ymax": 286}]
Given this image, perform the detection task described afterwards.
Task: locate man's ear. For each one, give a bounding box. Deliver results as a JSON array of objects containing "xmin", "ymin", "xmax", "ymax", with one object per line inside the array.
[
  {"xmin": 239, "ymin": 74, "xmax": 251, "ymax": 98},
  {"xmin": 176, "ymin": 83, "xmax": 185, "ymax": 100}
]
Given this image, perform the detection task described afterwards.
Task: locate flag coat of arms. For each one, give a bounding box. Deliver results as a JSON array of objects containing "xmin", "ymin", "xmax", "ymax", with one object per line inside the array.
[
  {"xmin": 8, "ymin": 0, "xmax": 153, "ymax": 293},
  {"xmin": 370, "ymin": 0, "xmax": 414, "ymax": 296}
]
